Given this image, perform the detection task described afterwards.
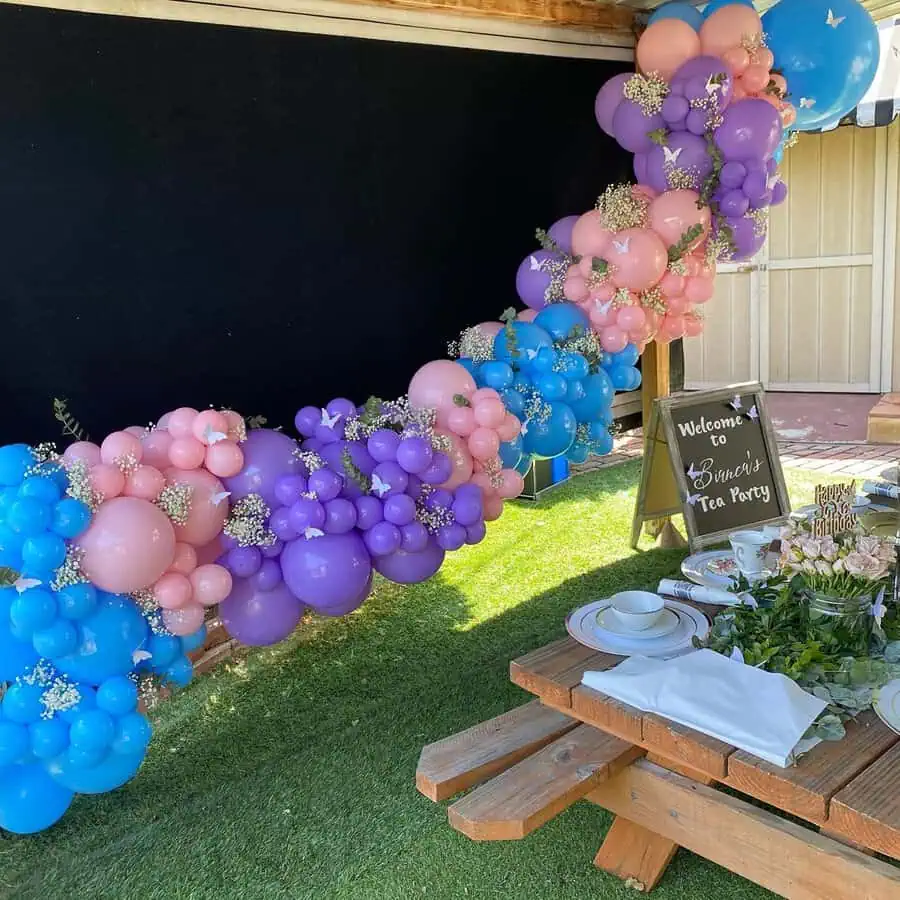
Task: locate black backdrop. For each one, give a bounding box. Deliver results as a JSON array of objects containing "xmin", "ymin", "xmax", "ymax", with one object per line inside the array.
[{"xmin": 0, "ymin": 4, "xmax": 632, "ymax": 444}]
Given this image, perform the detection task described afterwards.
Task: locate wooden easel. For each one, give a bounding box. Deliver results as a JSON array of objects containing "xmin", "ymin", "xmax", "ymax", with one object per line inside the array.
[{"xmin": 631, "ymin": 342, "xmax": 687, "ymax": 549}]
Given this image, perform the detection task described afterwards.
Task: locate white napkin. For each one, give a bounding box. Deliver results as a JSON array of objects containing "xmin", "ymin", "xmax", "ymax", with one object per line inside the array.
[
  {"xmin": 862, "ymin": 480, "xmax": 900, "ymax": 500},
  {"xmin": 582, "ymin": 649, "xmax": 827, "ymax": 768},
  {"xmin": 658, "ymin": 578, "xmax": 742, "ymax": 607}
]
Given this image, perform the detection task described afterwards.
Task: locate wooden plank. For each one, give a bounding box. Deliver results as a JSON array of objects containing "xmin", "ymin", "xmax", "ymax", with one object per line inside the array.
[
  {"xmin": 593, "ymin": 818, "xmax": 679, "ymax": 893},
  {"xmin": 415, "ymin": 701, "xmax": 578, "ymax": 801},
  {"xmin": 587, "ymin": 760, "xmax": 900, "ymax": 899},
  {"xmin": 829, "ymin": 742, "xmax": 900, "ymax": 860},
  {"xmin": 571, "ymin": 684, "xmax": 643, "ymax": 744},
  {"xmin": 509, "ymin": 637, "xmax": 617, "ymax": 708},
  {"xmin": 447, "ymin": 725, "xmax": 642, "ymax": 841},
  {"xmin": 726, "ymin": 712, "xmax": 899, "ymax": 824},
  {"xmin": 642, "ymin": 714, "xmax": 734, "ymax": 780}
]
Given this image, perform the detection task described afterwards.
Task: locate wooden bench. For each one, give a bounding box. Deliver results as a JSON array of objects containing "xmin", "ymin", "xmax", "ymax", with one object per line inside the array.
[{"xmin": 416, "ymin": 647, "xmax": 900, "ymax": 898}]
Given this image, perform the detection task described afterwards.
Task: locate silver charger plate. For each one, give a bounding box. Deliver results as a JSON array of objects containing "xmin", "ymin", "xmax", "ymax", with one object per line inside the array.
[{"xmin": 596, "ymin": 606, "xmax": 680, "ymax": 640}]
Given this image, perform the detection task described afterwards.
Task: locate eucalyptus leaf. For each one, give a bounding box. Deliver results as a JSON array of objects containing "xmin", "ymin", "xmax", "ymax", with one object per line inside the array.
[
  {"xmin": 814, "ymin": 714, "xmax": 846, "ymax": 742},
  {"xmin": 0, "ymin": 567, "xmax": 19, "ymax": 588},
  {"xmin": 885, "ymin": 641, "xmax": 900, "ymax": 664}
]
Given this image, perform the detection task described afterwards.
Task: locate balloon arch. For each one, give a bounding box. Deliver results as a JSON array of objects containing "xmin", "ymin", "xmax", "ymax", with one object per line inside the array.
[{"xmin": 0, "ymin": 0, "xmax": 881, "ymax": 835}]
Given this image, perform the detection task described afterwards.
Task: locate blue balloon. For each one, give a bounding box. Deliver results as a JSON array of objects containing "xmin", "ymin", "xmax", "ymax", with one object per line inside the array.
[
  {"xmin": 30, "ymin": 719, "xmax": 70, "ymax": 760},
  {"xmin": 97, "ymin": 676, "xmax": 139, "ymax": 716},
  {"xmin": 54, "ymin": 594, "xmax": 149, "ymax": 685},
  {"xmin": 522, "ymin": 402, "xmax": 577, "ymax": 459},
  {"xmin": 3, "ymin": 682, "xmax": 45, "ymax": 724},
  {"xmin": 514, "ymin": 453, "xmax": 533, "ymax": 476},
  {"xmin": 565, "ymin": 379, "xmax": 586, "ymax": 405},
  {"xmin": 0, "ymin": 762, "xmax": 74, "ymax": 833},
  {"xmin": 32, "ymin": 619, "xmax": 78, "ymax": 658},
  {"xmin": 566, "ymin": 442, "xmax": 590, "ymax": 465},
  {"xmin": 59, "ymin": 685, "xmax": 96, "ymax": 723},
  {"xmin": 10, "ymin": 589, "xmax": 57, "ymax": 637},
  {"xmin": 479, "ymin": 360, "xmax": 514, "ymax": 391},
  {"xmin": 48, "ymin": 748, "xmax": 146, "ymax": 795},
  {"xmin": 69, "ymin": 709, "xmax": 116, "ymax": 752},
  {"xmin": 763, "ymin": 0, "xmax": 879, "ymax": 131},
  {"xmin": 18, "ymin": 476, "xmax": 61, "ymax": 505},
  {"xmin": 530, "ymin": 347, "xmax": 557, "ymax": 374},
  {"xmin": 536, "ymin": 373, "xmax": 567, "ymax": 401},
  {"xmin": 499, "ymin": 437, "xmax": 524, "ymax": 470},
  {"xmin": 557, "ymin": 352, "xmax": 590, "ymax": 381},
  {"xmin": 611, "ymin": 343, "xmax": 640, "ymax": 368},
  {"xmin": 56, "ymin": 583, "xmax": 98, "ymax": 621},
  {"xmin": 164, "ymin": 656, "xmax": 193, "ymax": 688},
  {"xmin": 22, "ymin": 532, "xmax": 67, "ymax": 573},
  {"xmin": 493, "ymin": 322, "xmax": 554, "ymax": 364},
  {"xmin": 456, "ymin": 357, "xmax": 478, "ymax": 377},
  {"xmin": 702, "ymin": 0, "xmax": 753, "ymax": 17},
  {"xmin": 0, "ymin": 445, "xmax": 34, "ymax": 487},
  {"xmin": 0, "ymin": 486, "xmax": 20, "ymax": 518},
  {"xmin": 0, "ymin": 721, "xmax": 29, "ymax": 766},
  {"xmin": 569, "ymin": 372, "xmax": 613, "ymax": 422},
  {"xmin": 608, "ymin": 366, "xmax": 632, "ymax": 390},
  {"xmin": 179, "ymin": 624, "xmax": 207, "ymax": 655},
  {"xmin": 0, "ymin": 591, "xmax": 39, "ymax": 681},
  {"xmin": 147, "ymin": 633, "xmax": 181, "ymax": 670},
  {"xmin": 6, "ymin": 497, "xmax": 52, "ymax": 537},
  {"xmin": 533, "ymin": 302, "xmax": 589, "ymax": 342},
  {"xmin": 592, "ymin": 429, "xmax": 615, "ymax": 456},
  {"xmin": 110, "ymin": 712, "xmax": 152, "ymax": 755},
  {"xmin": 627, "ymin": 368, "xmax": 643, "ymax": 391},
  {"xmin": 51, "ymin": 497, "xmax": 92, "ymax": 539},
  {"xmin": 650, "ymin": 0, "xmax": 703, "ymax": 29}
]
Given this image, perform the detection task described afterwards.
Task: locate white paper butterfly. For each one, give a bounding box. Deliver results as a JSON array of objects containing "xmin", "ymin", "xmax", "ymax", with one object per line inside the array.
[
  {"xmin": 594, "ymin": 298, "xmax": 612, "ymax": 315},
  {"xmin": 686, "ymin": 492, "xmax": 703, "ymax": 506},
  {"xmin": 662, "ymin": 146, "xmax": 683, "ymax": 166},
  {"xmin": 729, "ymin": 394, "xmax": 742, "ymax": 411},
  {"xmin": 519, "ymin": 421, "xmax": 529, "ymax": 436},
  {"xmin": 211, "ymin": 491, "xmax": 232, "ymax": 507},
  {"xmin": 747, "ymin": 405, "xmax": 759, "ymax": 421},
  {"xmin": 524, "ymin": 348, "xmax": 538, "ymax": 360},
  {"xmin": 611, "ymin": 237, "xmax": 630, "ymax": 254},
  {"xmin": 687, "ymin": 462, "xmax": 701, "ymax": 480},
  {"xmin": 705, "ymin": 76, "xmax": 722, "ymax": 96},
  {"xmin": 203, "ymin": 425, "xmax": 227, "ymax": 445},
  {"xmin": 825, "ymin": 8, "xmax": 845, "ymax": 27},
  {"xmin": 766, "ymin": 174, "xmax": 779, "ymax": 191},
  {"xmin": 799, "ymin": 97, "xmax": 816, "ymax": 109},
  {"xmin": 371, "ymin": 474, "xmax": 391, "ymax": 497},
  {"xmin": 528, "ymin": 254, "xmax": 543, "ymax": 272},
  {"xmin": 304, "ymin": 527, "xmax": 325, "ymax": 539},
  {"xmin": 14, "ymin": 576, "xmax": 41, "ymax": 594},
  {"xmin": 320, "ymin": 408, "xmax": 341, "ymax": 429},
  {"xmin": 132, "ymin": 649, "xmax": 152, "ymax": 665}
]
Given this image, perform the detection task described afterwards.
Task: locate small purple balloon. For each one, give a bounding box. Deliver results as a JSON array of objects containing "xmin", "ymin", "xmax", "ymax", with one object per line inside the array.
[
  {"xmin": 261, "ymin": 538, "xmax": 284, "ymax": 559},
  {"xmin": 220, "ymin": 578, "xmax": 304, "ymax": 647},
  {"xmin": 719, "ymin": 160, "xmax": 747, "ymax": 189},
  {"xmin": 719, "ymin": 189, "xmax": 750, "ymax": 218},
  {"xmin": 223, "ymin": 429, "xmax": 303, "ymax": 508},
  {"xmin": 612, "ymin": 100, "xmax": 664, "ymax": 155},
  {"xmin": 515, "ymin": 250, "xmax": 557, "ymax": 311},
  {"xmin": 406, "ymin": 474, "xmax": 423, "ymax": 500},
  {"xmin": 715, "ymin": 99, "xmax": 782, "ymax": 162},
  {"xmin": 644, "ymin": 132, "xmax": 712, "ymax": 194},
  {"xmin": 465, "ymin": 521, "xmax": 487, "ymax": 545},
  {"xmin": 721, "ymin": 215, "xmax": 766, "ymax": 262},
  {"xmin": 326, "ymin": 398, "xmax": 356, "ymax": 420},
  {"xmin": 421, "ymin": 452, "xmax": 452, "ymax": 486},
  {"xmin": 323, "ymin": 498, "xmax": 357, "ymax": 534},
  {"xmin": 226, "ymin": 546, "xmax": 262, "ymax": 578},
  {"xmin": 254, "ymin": 558, "xmax": 282, "ymax": 592},
  {"xmin": 371, "ymin": 461, "xmax": 408, "ymax": 498},
  {"xmin": 364, "ymin": 521, "xmax": 402, "ymax": 557},
  {"xmin": 384, "ymin": 494, "xmax": 416, "ymax": 527},
  {"xmin": 281, "ymin": 532, "xmax": 372, "ymax": 611},
  {"xmin": 289, "ymin": 497, "xmax": 325, "ymax": 532},
  {"xmin": 355, "ymin": 496, "xmax": 384, "ymax": 531},
  {"xmin": 661, "ymin": 94, "xmax": 690, "ymax": 127},
  {"xmin": 427, "ymin": 488, "xmax": 453, "ymax": 510},
  {"xmin": 301, "ymin": 437, "xmax": 323, "ymax": 452},
  {"xmin": 765, "ymin": 157, "xmax": 778, "ymax": 175},
  {"xmin": 670, "ymin": 56, "xmax": 733, "ymax": 109},
  {"xmin": 367, "ymin": 429, "xmax": 400, "ymax": 464},
  {"xmin": 308, "ymin": 468, "xmax": 342, "ymax": 502},
  {"xmin": 685, "ymin": 108, "xmax": 708, "ymax": 136},
  {"xmin": 749, "ymin": 190, "xmax": 773, "ymax": 211},
  {"xmin": 270, "ymin": 507, "xmax": 299, "ymax": 542},
  {"xmin": 274, "ymin": 474, "xmax": 308, "ymax": 507},
  {"xmin": 742, "ymin": 169, "xmax": 768, "ymax": 202},
  {"xmin": 294, "ymin": 406, "xmax": 320, "ymax": 438},
  {"xmin": 594, "ymin": 72, "xmax": 630, "ymax": 136},
  {"xmin": 319, "ymin": 440, "xmax": 376, "ymax": 476},
  {"xmin": 547, "ymin": 216, "xmax": 579, "ymax": 256},
  {"xmin": 400, "ymin": 521, "xmax": 429, "ymax": 552},
  {"xmin": 372, "ymin": 538, "xmax": 446, "ymax": 585},
  {"xmin": 451, "ymin": 491, "xmax": 483, "ymax": 527},
  {"xmin": 395, "ymin": 436, "xmax": 433, "ymax": 475},
  {"xmin": 771, "ymin": 179, "xmax": 788, "ymax": 206},
  {"xmin": 436, "ymin": 522, "xmax": 467, "ymax": 552}
]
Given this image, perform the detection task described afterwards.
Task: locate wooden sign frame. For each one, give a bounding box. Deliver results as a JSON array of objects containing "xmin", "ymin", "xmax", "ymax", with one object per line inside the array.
[{"xmin": 631, "ymin": 382, "xmax": 790, "ymax": 551}]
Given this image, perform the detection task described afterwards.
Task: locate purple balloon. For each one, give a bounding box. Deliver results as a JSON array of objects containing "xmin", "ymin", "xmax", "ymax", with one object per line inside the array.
[
  {"xmin": 226, "ymin": 546, "xmax": 262, "ymax": 578},
  {"xmin": 685, "ymin": 108, "xmax": 708, "ymax": 136},
  {"xmin": 612, "ymin": 100, "xmax": 664, "ymax": 154},
  {"xmin": 312, "ymin": 572, "xmax": 373, "ymax": 617},
  {"xmin": 384, "ymin": 494, "xmax": 416, "ymax": 527},
  {"xmin": 355, "ymin": 496, "xmax": 384, "ymax": 531},
  {"xmin": 319, "ymin": 440, "xmax": 376, "ymax": 476},
  {"xmin": 308, "ymin": 468, "xmax": 342, "ymax": 502},
  {"xmin": 719, "ymin": 160, "xmax": 747, "ymax": 189},
  {"xmin": 314, "ymin": 416, "xmax": 344, "ymax": 444},
  {"xmin": 742, "ymin": 169, "xmax": 768, "ymax": 202},
  {"xmin": 547, "ymin": 216, "xmax": 579, "ymax": 256},
  {"xmin": 406, "ymin": 474, "xmax": 423, "ymax": 500},
  {"xmin": 670, "ymin": 56, "xmax": 733, "ymax": 109},
  {"xmin": 289, "ymin": 497, "xmax": 325, "ymax": 532},
  {"xmin": 427, "ymin": 488, "xmax": 452, "ymax": 509},
  {"xmin": 281, "ymin": 532, "xmax": 372, "ymax": 611},
  {"xmin": 371, "ymin": 461, "xmax": 408, "ymax": 497},
  {"xmin": 771, "ymin": 179, "xmax": 788, "ymax": 206},
  {"xmin": 294, "ymin": 406, "xmax": 320, "ymax": 438},
  {"xmin": 421, "ymin": 452, "xmax": 452, "ymax": 486},
  {"xmin": 749, "ymin": 190, "xmax": 773, "ymax": 211},
  {"xmin": 644, "ymin": 132, "xmax": 712, "ymax": 193},
  {"xmin": 465, "ymin": 521, "xmax": 487, "ymax": 545},
  {"xmin": 396, "ymin": 436, "xmax": 433, "ymax": 475},
  {"xmin": 594, "ymin": 72, "xmax": 630, "ymax": 136},
  {"xmin": 367, "ymin": 429, "xmax": 400, "ymax": 463},
  {"xmin": 400, "ymin": 521, "xmax": 429, "ymax": 552},
  {"xmin": 715, "ymin": 99, "xmax": 782, "ymax": 162},
  {"xmin": 451, "ymin": 490, "xmax": 483, "ymax": 527},
  {"xmin": 270, "ymin": 507, "xmax": 299, "ymax": 542},
  {"xmin": 261, "ymin": 538, "xmax": 284, "ymax": 559},
  {"xmin": 436, "ymin": 522, "xmax": 467, "ymax": 552},
  {"xmin": 254, "ymin": 558, "xmax": 283, "ymax": 592},
  {"xmin": 326, "ymin": 398, "xmax": 356, "ymax": 421},
  {"xmin": 515, "ymin": 249, "xmax": 557, "ymax": 311},
  {"xmin": 274, "ymin": 474, "xmax": 308, "ymax": 507},
  {"xmin": 372, "ymin": 538, "xmax": 446, "ymax": 585},
  {"xmin": 364, "ymin": 521, "xmax": 402, "ymax": 557},
  {"xmin": 719, "ymin": 189, "xmax": 750, "ymax": 218},
  {"xmin": 301, "ymin": 438, "xmax": 323, "ymax": 453},
  {"xmin": 323, "ymin": 498, "xmax": 357, "ymax": 534},
  {"xmin": 633, "ymin": 151, "xmax": 650, "ymax": 185},
  {"xmin": 766, "ymin": 157, "xmax": 778, "ymax": 176},
  {"xmin": 661, "ymin": 95, "xmax": 690, "ymax": 127},
  {"xmin": 721, "ymin": 215, "xmax": 766, "ymax": 262},
  {"xmin": 220, "ymin": 578, "xmax": 305, "ymax": 647},
  {"xmin": 223, "ymin": 429, "xmax": 303, "ymax": 508}
]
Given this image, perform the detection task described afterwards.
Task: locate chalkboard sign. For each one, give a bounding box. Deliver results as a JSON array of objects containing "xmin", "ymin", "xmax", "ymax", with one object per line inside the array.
[{"xmin": 632, "ymin": 384, "xmax": 790, "ymax": 550}]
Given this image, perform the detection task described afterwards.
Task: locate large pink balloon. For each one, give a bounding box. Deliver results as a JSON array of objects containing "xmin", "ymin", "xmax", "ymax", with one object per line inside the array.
[
  {"xmin": 79, "ymin": 497, "xmax": 176, "ymax": 593},
  {"xmin": 475, "ymin": 321, "xmax": 503, "ymax": 338},
  {"xmin": 140, "ymin": 429, "xmax": 174, "ymax": 470},
  {"xmin": 648, "ymin": 190, "xmax": 710, "ymax": 250},
  {"xmin": 606, "ymin": 228, "xmax": 668, "ymax": 292},
  {"xmin": 436, "ymin": 430, "xmax": 474, "ymax": 490},
  {"xmin": 571, "ymin": 211, "xmax": 612, "ymax": 258},
  {"xmin": 636, "ymin": 20, "xmax": 701, "ymax": 81},
  {"xmin": 164, "ymin": 467, "xmax": 228, "ymax": 547},
  {"xmin": 408, "ymin": 360, "xmax": 477, "ymax": 427},
  {"xmin": 699, "ymin": 5, "xmax": 762, "ymax": 58}
]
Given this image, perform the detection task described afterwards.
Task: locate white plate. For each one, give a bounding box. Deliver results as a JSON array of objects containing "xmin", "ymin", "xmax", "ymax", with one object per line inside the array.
[
  {"xmin": 566, "ymin": 599, "xmax": 709, "ymax": 657},
  {"xmin": 874, "ymin": 679, "xmax": 900, "ymax": 735},
  {"xmin": 596, "ymin": 606, "xmax": 680, "ymax": 640},
  {"xmin": 681, "ymin": 550, "xmax": 739, "ymax": 589}
]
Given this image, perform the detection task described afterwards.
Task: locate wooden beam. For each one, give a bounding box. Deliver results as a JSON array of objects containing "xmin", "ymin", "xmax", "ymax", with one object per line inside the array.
[{"xmin": 587, "ymin": 760, "xmax": 900, "ymax": 899}]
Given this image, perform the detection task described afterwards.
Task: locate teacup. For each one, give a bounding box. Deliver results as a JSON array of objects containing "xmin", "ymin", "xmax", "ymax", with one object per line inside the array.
[
  {"xmin": 729, "ymin": 530, "xmax": 773, "ymax": 577},
  {"xmin": 608, "ymin": 590, "xmax": 664, "ymax": 632}
]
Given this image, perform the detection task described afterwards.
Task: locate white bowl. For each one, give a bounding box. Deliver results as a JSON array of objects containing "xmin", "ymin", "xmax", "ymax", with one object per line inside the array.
[{"xmin": 607, "ymin": 590, "xmax": 665, "ymax": 632}]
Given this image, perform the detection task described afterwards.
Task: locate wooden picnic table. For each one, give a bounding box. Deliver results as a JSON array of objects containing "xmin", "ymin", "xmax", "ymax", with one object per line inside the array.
[{"xmin": 416, "ymin": 600, "xmax": 900, "ymax": 899}]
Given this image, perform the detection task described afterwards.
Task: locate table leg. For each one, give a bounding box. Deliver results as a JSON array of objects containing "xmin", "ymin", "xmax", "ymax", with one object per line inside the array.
[{"xmin": 593, "ymin": 817, "xmax": 678, "ymax": 892}]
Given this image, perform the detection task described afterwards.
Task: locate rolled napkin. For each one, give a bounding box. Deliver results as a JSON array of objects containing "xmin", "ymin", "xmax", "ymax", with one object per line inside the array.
[
  {"xmin": 862, "ymin": 480, "xmax": 900, "ymax": 500},
  {"xmin": 658, "ymin": 578, "xmax": 742, "ymax": 607},
  {"xmin": 582, "ymin": 649, "xmax": 827, "ymax": 767}
]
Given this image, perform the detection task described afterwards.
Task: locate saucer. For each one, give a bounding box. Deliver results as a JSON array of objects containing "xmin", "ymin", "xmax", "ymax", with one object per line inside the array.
[{"xmin": 596, "ymin": 607, "xmax": 679, "ymax": 640}]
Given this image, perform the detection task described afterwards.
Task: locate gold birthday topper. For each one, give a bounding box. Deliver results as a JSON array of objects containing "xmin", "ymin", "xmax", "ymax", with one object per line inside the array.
[{"xmin": 810, "ymin": 481, "xmax": 857, "ymax": 537}]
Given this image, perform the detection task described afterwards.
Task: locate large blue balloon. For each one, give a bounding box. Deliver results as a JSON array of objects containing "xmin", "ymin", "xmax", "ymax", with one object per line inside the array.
[
  {"xmin": 47, "ymin": 748, "xmax": 147, "ymax": 795},
  {"xmin": 0, "ymin": 589, "xmax": 39, "ymax": 681},
  {"xmin": 0, "ymin": 763, "xmax": 74, "ymax": 834},
  {"xmin": 568, "ymin": 372, "xmax": 613, "ymax": 422},
  {"xmin": 492, "ymin": 322, "xmax": 554, "ymax": 364},
  {"xmin": 522, "ymin": 402, "xmax": 577, "ymax": 459},
  {"xmin": 650, "ymin": 0, "xmax": 703, "ymax": 29},
  {"xmin": 763, "ymin": 0, "xmax": 879, "ymax": 131},
  {"xmin": 533, "ymin": 302, "xmax": 589, "ymax": 342},
  {"xmin": 499, "ymin": 437, "xmax": 524, "ymax": 470}
]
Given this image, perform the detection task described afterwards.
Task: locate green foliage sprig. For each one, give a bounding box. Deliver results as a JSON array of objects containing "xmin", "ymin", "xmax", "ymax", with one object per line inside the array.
[
  {"xmin": 341, "ymin": 448, "xmax": 371, "ymax": 494},
  {"xmin": 698, "ymin": 132, "xmax": 724, "ymax": 210},
  {"xmin": 53, "ymin": 398, "xmax": 88, "ymax": 441},
  {"xmin": 667, "ymin": 224, "xmax": 704, "ymax": 263},
  {"xmin": 0, "ymin": 566, "xmax": 19, "ymax": 588},
  {"xmin": 647, "ymin": 128, "xmax": 668, "ymax": 147}
]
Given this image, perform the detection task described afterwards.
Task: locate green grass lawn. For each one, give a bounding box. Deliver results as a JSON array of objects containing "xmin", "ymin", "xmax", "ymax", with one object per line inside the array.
[{"xmin": 2, "ymin": 463, "xmax": 836, "ymax": 900}]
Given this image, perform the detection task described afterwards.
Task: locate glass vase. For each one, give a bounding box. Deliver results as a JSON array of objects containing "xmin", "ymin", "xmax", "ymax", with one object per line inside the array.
[{"xmin": 805, "ymin": 590, "xmax": 873, "ymax": 657}]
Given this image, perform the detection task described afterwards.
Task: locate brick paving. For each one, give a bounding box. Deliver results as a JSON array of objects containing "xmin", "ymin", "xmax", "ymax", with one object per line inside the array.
[{"xmin": 572, "ymin": 430, "xmax": 900, "ymax": 481}]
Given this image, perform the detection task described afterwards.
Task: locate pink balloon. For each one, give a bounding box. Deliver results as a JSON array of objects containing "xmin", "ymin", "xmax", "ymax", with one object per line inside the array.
[
  {"xmin": 722, "ymin": 45, "xmax": 750, "ymax": 76},
  {"xmin": 590, "ymin": 282, "xmax": 615, "ymax": 302},
  {"xmin": 629, "ymin": 321, "xmax": 655, "ymax": 343},
  {"xmin": 192, "ymin": 409, "xmax": 230, "ymax": 444},
  {"xmin": 408, "ymin": 360, "xmax": 477, "ymax": 426},
  {"xmin": 750, "ymin": 47, "xmax": 774, "ymax": 70},
  {"xmin": 571, "ymin": 211, "xmax": 612, "ymax": 258},
  {"xmin": 163, "ymin": 603, "xmax": 205, "ymax": 637},
  {"xmin": 169, "ymin": 437, "xmax": 206, "ymax": 470},
  {"xmin": 648, "ymin": 190, "xmax": 710, "ymax": 250},
  {"xmin": 204, "ymin": 440, "xmax": 245, "ymax": 478},
  {"xmin": 496, "ymin": 413, "xmax": 521, "ymax": 442},
  {"xmin": 446, "ymin": 405, "xmax": 476, "ymax": 437},
  {"xmin": 732, "ymin": 83, "xmax": 748, "ymax": 101},
  {"xmin": 699, "ymin": 5, "xmax": 762, "ymax": 58},
  {"xmin": 169, "ymin": 541, "xmax": 198, "ymax": 575},
  {"xmin": 190, "ymin": 564, "xmax": 233, "ymax": 607},
  {"xmin": 616, "ymin": 305, "xmax": 646, "ymax": 332},
  {"xmin": 632, "ymin": 184, "xmax": 658, "ymax": 203},
  {"xmin": 167, "ymin": 407, "xmax": 199, "ymax": 440},
  {"xmin": 164, "ymin": 467, "xmax": 229, "ymax": 547},
  {"xmin": 483, "ymin": 493, "xmax": 504, "ymax": 522},
  {"xmin": 563, "ymin": 273, "xmax": 588, "ymax": 302},
  {"xmin": 600, "ymin": 326, "xmax": 629, "ymax": 353},
  {"xmin": 497, "ymin": 469, "xmax": 525, "ymax": 500},
  {"xmin": 154, "ymin": 572, "xmax": 193, "ymax": 610},
  {"xmin": 684, "ymin": 314, "xmax": 705, "ymax": 337},
  {"xmin": 665, "ymin": 294, "xmax": 689, "ymax": 315},
  {"xmin": 473, "ymin": 398, "xmax": 506, "ymax": 429},
  {"xmin": 607, "ymin": 228, "xmax": 667, "ymax": 292},
  {"xmin": 78, "ymin": 496, "xmax": 176, "ymax": 593},
  {"xmin": 685, "ymin": 274, "xmax": 715, "ymax": 303},
  {"xmin": 436, "ymin": 430, "xmax": 474, "ymax": 491},
  {"xmin": 140, "ymin": 429, "xmax": 174, "ymax": 470},
  {"xmin": 683, "ymin": 254, "xmax": 702, "ymax": 277},
  {"xmin": 516, "ymin": 309, "xmax": 537, "ymax": 323},
  {"xmin": 100, "ymin": 431, "xmax": 143, "ymax": 466},
  {"xmin": 471, "ymin": 388, "xmax": 500, "ymax": 403},
  {"xmin": 636, "ymin": 19, "xmax": 701, "ymax": 81},
  {"xmin": 476, "ymin": 321, "xmax": 503, "ymax": 338},
  {"xmin": 124, "ymin": 426, "xmax": 146, "ymax": 439},
  {"xmin": 90, "ymin": 464, "xmax": 125, "ymax": 501},
  {"xmin": 469, "ymin": 472, "xmax": 495, "ymax": 496},
  {"xmin": 124, "ymin": 464, "xmax": 166, "ymax": 500},
  {"xmin": 63, "ymin": 441, "xmax": 101, "ymax": 468},
  {"xmin": 195, "ymin": 535, "xmax": 224, "ymax": 567},
  {"xmin": 781, "ymin": 104, "xmax": 797, "ymax": 129},
  {"xmin": 660, "ymin": 314, "xmax": 687, "ymax": 341},
  {"xmin": 659, "ymin": 271, "xmax": 686, "ymax": 298},
  {"xmin": 741, "ymin": 64, "xmax": 770, "ymax": 95},
  {"xmin": 468, "ymin": 427, "xmax": 501, "ymax": 462},
  {"xmin": 222, "ymin": 410, "xmax": 246, "ymax": 441},
  {"xmin": 590, "ymin": 300, "xmax": 619, "ymax": 329}
]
